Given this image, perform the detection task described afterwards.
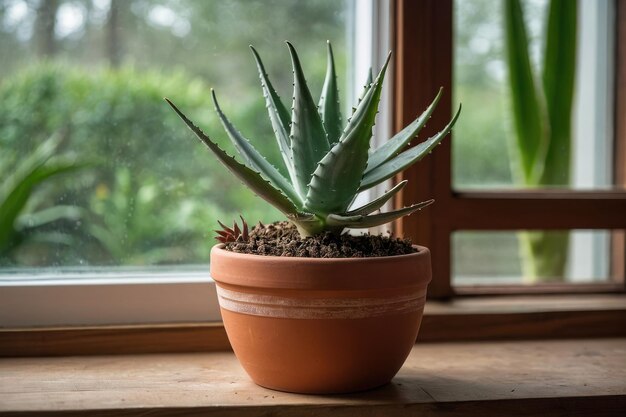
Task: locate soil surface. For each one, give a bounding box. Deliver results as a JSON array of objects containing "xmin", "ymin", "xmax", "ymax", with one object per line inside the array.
[{"xmin": 223, "ymin": 221, "xmax": 416, "ymax": 258}]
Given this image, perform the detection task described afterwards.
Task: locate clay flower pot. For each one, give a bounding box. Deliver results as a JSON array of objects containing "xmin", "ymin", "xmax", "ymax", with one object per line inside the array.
[{"xmin": 210, "ymin": 244, "xmax": 432, "ymax": 394}]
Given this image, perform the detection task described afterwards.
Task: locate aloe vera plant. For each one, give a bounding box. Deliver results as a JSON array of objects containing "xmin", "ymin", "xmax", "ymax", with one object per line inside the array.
[
  {"xmin": 166, "ymin": 42, "xmax": 461, "ymax": 237},
  {"xmin": 504, "ymin": 0, "xmax": 577, "ymax": 281}
]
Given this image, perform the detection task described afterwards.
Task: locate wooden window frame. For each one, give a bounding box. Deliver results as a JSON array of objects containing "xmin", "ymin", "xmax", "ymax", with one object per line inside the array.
[
  {"xmin": 393, "ymin": 0, "xmax": 626, "ymax": 299},
  {"xmin": 2, "ymin": 0, "xmax": 626, "ymax": 357}
]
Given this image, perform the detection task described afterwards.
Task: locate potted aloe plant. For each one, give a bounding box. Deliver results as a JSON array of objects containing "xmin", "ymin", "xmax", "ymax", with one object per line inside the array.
[{"xmin": 166, "ymin": 41, "xmax": 461, "ymax": 394}]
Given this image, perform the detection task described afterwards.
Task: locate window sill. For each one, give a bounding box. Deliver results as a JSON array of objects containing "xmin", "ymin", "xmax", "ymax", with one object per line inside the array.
[
  {"xmin": 1, "ymin": 338, "xmax": 625, "ymax": 416},
  {"xmin": 2, "ymin": 294, "xmax": 625, "ymax": 357}
]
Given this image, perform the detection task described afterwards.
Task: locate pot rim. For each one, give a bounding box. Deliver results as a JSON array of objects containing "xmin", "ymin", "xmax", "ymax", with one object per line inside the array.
[
  {"xmin": 210, "ymin": 244, "xmax": 432, "ymax": 291},
  {"xmin": 211, "ymin": 243, "xmax": 428, "ymax": 263}
]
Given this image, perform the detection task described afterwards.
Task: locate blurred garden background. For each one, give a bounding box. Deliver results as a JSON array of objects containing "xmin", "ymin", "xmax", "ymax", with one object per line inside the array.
[
  {"xmin": 0, "ymin": 0, "xmax": 613, "ymax": 283},
  {"xmin": 0, "ymin": 0, "xmax": 349, "ymax": 268}
]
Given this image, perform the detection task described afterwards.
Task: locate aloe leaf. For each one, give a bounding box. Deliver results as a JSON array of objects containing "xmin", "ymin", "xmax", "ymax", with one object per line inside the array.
[
  {"xmin": 504, "ymin": 0, "xmax": 548, "ymax": 184},
  {"xmin": 249, "ymin": 46, "xmax": 294, "ymax": 178},
  {"xmin": 366, "ymin": 87, "xmax": 443, "ymax": 172},
  {"xmin": 165, "ymin": 98, "xmax": 299, "ymax": 215},
  {"xmin": 287, "ymin": 213, "xmax": 328, "ymax": 237},
  {"xmin": 286, "ymin": 212, "xmax": 328, "ymax": 237},
  {"xmin": 365, "ymin": 68, "xmax": 373, "ymax": 87},
  {"xmin": 339, "ymin": 56, "xmax": 389, "ymax": 145},
  {"xmin": 539, "ymin": 0, "xmax": 577, "ymax": 185},
  {"xmin": 344, "ymin": 180, "xmax": 406, "ymax": 216},
  {"xmin": 304, "ymin": 53, "xmax": 391, "ymax": 215},
  {"xmin": 359, "ymin": 104, "xmax": 462, "ymax": 191},
  {"xmin": 211, "ymin": 90, "xmax": 302, "ymax": 206},
  {"xmin": 318, "ymin": 41, "xmax": 343, "ymax": 146},
  {"xmin": 286, "ymin": 41, "xmax": 330, "ymax": 197},
  {"xmin": 327, "ymin": 200, "xmax": 433, "ymax": 229},
  {"xmin": 353, "ymin": 68, "xmax": 373, "ymax": 115}
]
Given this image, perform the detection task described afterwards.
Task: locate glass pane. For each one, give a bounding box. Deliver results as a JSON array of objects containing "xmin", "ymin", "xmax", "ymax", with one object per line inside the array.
[
  {"xmin": 452, "ymin": 0, "xmax": 617, "ymax": 190},
  {"xmin": 452, "ymin": 230, "xmax": 623, "ymax": 285},
  {"xmin": 0, "ymin": 0, "xmax": 356, "ymax": 269}
]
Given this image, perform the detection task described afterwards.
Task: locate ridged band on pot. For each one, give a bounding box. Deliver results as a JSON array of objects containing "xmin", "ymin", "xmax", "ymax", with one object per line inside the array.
[{"xmin": 216, "ymin": 285, "xmax": 427, "ymax": 319}]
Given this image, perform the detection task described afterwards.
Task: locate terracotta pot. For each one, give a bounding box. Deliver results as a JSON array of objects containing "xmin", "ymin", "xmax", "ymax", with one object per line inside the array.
[{"xmin": 210, "ymin": 244, "xmax": 432, "ymax": 394}]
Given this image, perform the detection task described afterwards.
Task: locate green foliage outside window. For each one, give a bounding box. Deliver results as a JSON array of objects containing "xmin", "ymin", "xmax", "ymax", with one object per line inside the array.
[
  {"xmin": 0, "ymin": 64, "xmax": 281, "ymax": 266},
  {"xmin": 0, "ymin": 0, "xmax": 348, "ymax": 268},
  {"xmin": 504, "ymin": 0, "xmax": 577, "ymax": 281}
]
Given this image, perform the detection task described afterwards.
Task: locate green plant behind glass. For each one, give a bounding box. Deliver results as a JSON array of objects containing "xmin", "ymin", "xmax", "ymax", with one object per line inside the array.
[
  {"xmin": 0, "ymin": 136, "xmax": 85, "ymax": 265},
  {"xmin": 0, "ymin": 64, "xmax": 269, "ymax": 266},
  {"xmin": 504, "ymin": 0, "xmax": 577, "ymax": 281}
]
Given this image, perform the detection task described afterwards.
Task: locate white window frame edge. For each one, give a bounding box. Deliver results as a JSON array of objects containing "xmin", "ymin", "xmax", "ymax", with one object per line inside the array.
[
  {"xmin": 0, "ymin": 3, "xmax": 391, "ymax": 328},
  {"xmin": 349, "ymin": 0, "xmax": 393, "ymax": 235},
  {"xmin": 569, "ymin": 0, "xmax": 615, "ymax": 282},
  {"xmin": 0, "ymin": 271, "xmax": 220, "ymax": 327}
]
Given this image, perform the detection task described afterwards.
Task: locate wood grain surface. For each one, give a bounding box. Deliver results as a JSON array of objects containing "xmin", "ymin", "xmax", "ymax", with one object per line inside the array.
[
  {"xmin": 393, "ymin": 0, "xmax": 454, "ymax": 298},
  {"xmin": 0, "ymin": 322, "xmax": 232, "ymax": 357},
  {"xmin": 1, "ymin": 339, "xmax": 625, "ymax": 416},
  {"xmin": 2, "ymin": 295, "xmax": 625, "ymax": 357}
]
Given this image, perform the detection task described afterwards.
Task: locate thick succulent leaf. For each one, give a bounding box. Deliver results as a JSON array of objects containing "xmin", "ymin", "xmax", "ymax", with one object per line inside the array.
[
  {"xmin": 287, "ymin": 211, "xmax": 316, "ymax": 221},
  {"xmin": 287, "ymin": 41, "xmax": 330, "ymax": 197},
  {"xmin": 249, "ymin": 46, "xmax": 294, "ymax": 178},
  {"xmin": 326, "ymin": 200, "xmax": 434, "ymax": 229},
  {"xmin": 504, "ymin": 0, "xmax": 548, "ymax": 183},
  {"xmin": 286, "ymin": 212, "xmax": 326, "ymax": 237},
  {"xmin": 364, "ymin": 69, "xmax": 373, "ymax": 89},
  {"xmin": 318, "ymin": 41, "xmax": 342, "ymax": 146},
  {"xmin": 539, "ymin": 0, "xmax": 577, "ymax": 185},
  {"xmin": 211, "ymin": 90, "xmax": 302, "ymax": 206},
  {"xmin": 352, "ymin": 68, "xmax": 373, "ymax": 115},
  {"xmin": 304, "ymin": 53, "xmax": 391, "ymax": 215},
  {"xmin": 214, "ymin": 229, "xmax": 230, "ymax": 239},
  {"xmin": 359, "ymin": 104, "xmax": 462, "ymax": 191},
  {"xmin": 366, "ymin": 87, "xmax": 443, "ymax": 173},
  {"xmin": 165, "ymin": 98, "xmax": 299, "ymax": 215},
  {"xmin": 344, "ymin": 180, "xmax": 406, "ymax": 216},
  {"xmin": 339, "ymin": 56, "xmax": 389, "ymax": 145}
]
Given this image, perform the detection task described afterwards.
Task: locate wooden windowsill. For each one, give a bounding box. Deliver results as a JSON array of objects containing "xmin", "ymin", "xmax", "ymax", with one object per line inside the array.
[
  {"xmin": 1, "ymin": 338, "xmax": 625, "ymax": 416},
  {"xmin": 1, "ymin": 294, "xmax": 626, "ymax": 357}
]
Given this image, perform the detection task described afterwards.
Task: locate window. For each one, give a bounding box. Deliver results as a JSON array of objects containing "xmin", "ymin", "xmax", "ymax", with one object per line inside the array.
[
  {"xmin": 0, "ymin": 0, "xmax": 626, "ymax": 346},
  {"xmin": 394, "ymin": 0, "xmax": 626, "ymax": 298},
  {"xmin": 1, "ymin": 1, "xmax": 625, "ymax": 352},
  {"xmin": 1, "ymin": 0, "xmax": 352, "ymax": 269},
  {"xmin": 0, "ymin": 0, "xmax": 389, "ymax": 326}
]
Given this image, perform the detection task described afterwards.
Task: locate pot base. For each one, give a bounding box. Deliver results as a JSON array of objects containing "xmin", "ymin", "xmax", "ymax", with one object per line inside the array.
[{"xmin": 221, "ymin": 308, "xmax": 423, "ymax": 394}]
